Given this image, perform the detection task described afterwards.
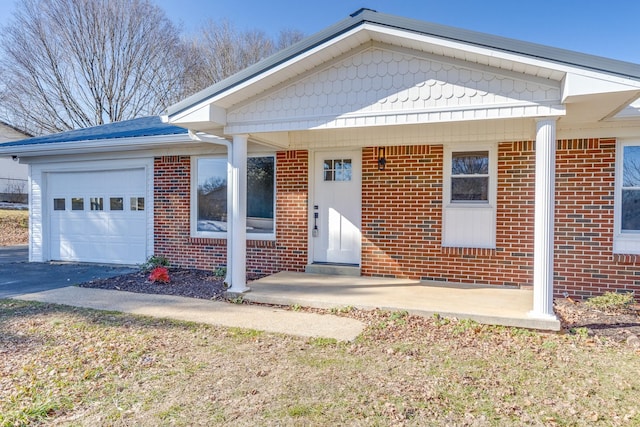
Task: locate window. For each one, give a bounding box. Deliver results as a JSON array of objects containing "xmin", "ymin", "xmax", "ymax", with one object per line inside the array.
[
  {"xmin": 323, "ymin": 159, "xmax": 352, "ymax": 181},
  {"xmin": 193, "ymin": 156, "xmax": 275, "ymax": 238},
  {"xmin": 90, "ymin": 197, "xmax": 103, "ymax": 211},
  {"xmin": 110, "ymin": 197, "xmax": 124, "ymax": 211},
  {"xmin": 614, "ymin": 141, "xmax": 640, "ymax": 253},
  {"xmin": 621, "ymin": 145, "xmax": 640, "ymax": 231},
  {"xmin": 53, "ymin": 198, "xmax": 65, "ymax": 211},
  {"xmin": 130, "ymin": 197, "xmax": 145, "ymax": 211},
  {"xmin": 442, "ymin": 144, "xmax": 497, "ymax": 248},
  {"xmin": 451, "ymin": 151, "xmax": 489, "ymax": 202},
  {"xmin": 71, "ymin": 197, "xmax": 84, "ymax": 211}
]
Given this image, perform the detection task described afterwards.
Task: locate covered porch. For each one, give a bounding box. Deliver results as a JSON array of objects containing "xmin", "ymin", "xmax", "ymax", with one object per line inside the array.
[
  {"xmin": 165, "ymin": 9, "xmax": 640, "ymax": 328},
  {"xmin": 245, "ymin": 272, "xmax": 561, "ymax": 331}
]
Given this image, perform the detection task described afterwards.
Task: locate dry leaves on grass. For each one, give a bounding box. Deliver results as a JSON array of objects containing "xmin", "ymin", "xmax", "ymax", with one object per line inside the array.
[
  {"xmin": 3, "ymin": 300, "xmax": 640, "ymax": 426},
  {"xmin": 0, "ymin": 209, "xmax": 28, "ymax": 246},
  {"xmin": 80, "ymin": 267, "xmax": 640, "ymax": 347}
]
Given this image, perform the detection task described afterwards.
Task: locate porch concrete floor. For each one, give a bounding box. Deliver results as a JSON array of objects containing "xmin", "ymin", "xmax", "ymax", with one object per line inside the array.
[{"xmin": 245, "ymin": 272, "xmax": 561, "ymax": 331}]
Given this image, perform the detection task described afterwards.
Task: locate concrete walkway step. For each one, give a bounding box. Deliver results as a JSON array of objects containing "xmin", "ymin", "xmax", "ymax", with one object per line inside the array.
[{"xmin": 14, "ymin": 287, "xmax": 365, "ymax": 341}]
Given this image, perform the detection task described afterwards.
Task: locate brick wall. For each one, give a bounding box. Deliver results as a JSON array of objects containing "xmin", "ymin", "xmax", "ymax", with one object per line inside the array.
[
  {"xmin": 275, "ymin": 150, "xmax": 308, "ymax": 272},
  {"xmin": 153, "ymin": 141, "xmax": 640, "ymax": 298},
  {"xmin": 552, "ymin": 138, "xmax": 639, "ymax": 298},
  {"xmin": 361, "ymin": 144, "xmax": 532, "ymax": 284},
  {"xmin": 361, "ymin": 140, "xmax": 640, "ymax": 298},
  {"xmin": 153, "ymin": 151, "xmax": 308, "ymax": 276}
]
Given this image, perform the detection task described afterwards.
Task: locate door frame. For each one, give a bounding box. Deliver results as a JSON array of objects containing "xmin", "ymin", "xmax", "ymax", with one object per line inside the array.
[{"xmin": 308, "ymin": 148, "xmax": 362, "ymax": 265}]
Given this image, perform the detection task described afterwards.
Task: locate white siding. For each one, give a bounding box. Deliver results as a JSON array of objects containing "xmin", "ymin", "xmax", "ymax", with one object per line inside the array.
[{"xmin": 226, "ymin": 46, "xmax": 562, "ymax": 133}]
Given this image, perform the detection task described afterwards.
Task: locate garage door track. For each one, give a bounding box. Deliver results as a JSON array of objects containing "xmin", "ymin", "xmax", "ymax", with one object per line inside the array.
[{"xmin": 0, "ymin": 245, "xmax": 137, "ymax": 298}]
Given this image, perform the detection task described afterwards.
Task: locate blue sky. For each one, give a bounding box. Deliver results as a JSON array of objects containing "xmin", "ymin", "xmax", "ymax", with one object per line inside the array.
[{"xmin": 2, "ymin": 0, "xmax": 640, "ymax": 63}]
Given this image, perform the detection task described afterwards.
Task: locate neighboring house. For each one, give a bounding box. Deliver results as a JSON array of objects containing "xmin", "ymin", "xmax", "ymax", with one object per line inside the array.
[
  {"xmin": 0, "ymin": 121, "xmax": 30, "ymax": 202},
  {"xmin": 3, "ymin": 9, "xmax": 640, "ymax": 323}
]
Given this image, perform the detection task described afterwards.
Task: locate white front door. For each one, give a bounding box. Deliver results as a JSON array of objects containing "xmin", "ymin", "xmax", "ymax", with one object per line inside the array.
[{"xmin": 312, "ymin": 150, "xmax": 361, "ymax": 264}]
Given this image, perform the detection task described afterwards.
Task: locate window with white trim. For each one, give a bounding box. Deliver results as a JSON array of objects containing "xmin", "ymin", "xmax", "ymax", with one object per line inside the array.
[
  {"xmin": 614, "ymin": 141, "xmax": 640, "ymax": 253},
  {"xmin": 451, "ymin": 151, "xmax": 489, "ymax": 202},
  {"xmin": 442, "ymin": 143, "xmax": 497, "ymax": 248},
  {"xmin": 192, "ymin": 155, "xmax": 275, "ymax": 239}
]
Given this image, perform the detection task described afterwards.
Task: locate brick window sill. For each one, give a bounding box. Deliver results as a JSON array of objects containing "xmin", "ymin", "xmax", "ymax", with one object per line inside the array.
[
  {"xmin": 612, "ymin": 253, "xmax": 640, "ymax": 264},
  {"xmin": 188, "ymin": 237, "xmax": 276, "ymax": 248},
  {"xmin": 441, "ymin": 247, "xmax": 496, "ymax": 257}
]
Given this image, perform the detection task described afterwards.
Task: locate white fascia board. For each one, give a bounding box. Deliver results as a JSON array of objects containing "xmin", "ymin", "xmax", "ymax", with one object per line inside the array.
[
  {"xmin": 367, "ymin": 24, "xmax": 640, "ymax": 87},
  {"xmin": 169, "ymin": 103, "xmax": 227, "ymax": 127},
  {"xmin": 562, "ymin": 73, "xmax": 640, "ymax": 102},
  {"xmin": 0, "ymin": 134, "xmax": 191, "ymax": 158}
]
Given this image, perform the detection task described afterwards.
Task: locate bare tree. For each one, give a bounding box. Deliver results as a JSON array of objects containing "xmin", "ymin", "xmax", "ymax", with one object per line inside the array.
[
  {"xmin": 275, "ymin": 29, "xmax": 306, "ymax": 51},
  {"xmin": 0, "ymin": 0, "xmax": 187, "ymax": 134},
  {"xmin": 182, "ymin": 20, "xmax": 305, "ymax": 95}
]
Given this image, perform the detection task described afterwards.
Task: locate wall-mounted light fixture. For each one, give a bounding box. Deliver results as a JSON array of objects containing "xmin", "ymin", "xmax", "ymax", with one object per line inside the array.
[{"xmin": 377, "ymin": 147, "xmax": 386, "ymax": 171}]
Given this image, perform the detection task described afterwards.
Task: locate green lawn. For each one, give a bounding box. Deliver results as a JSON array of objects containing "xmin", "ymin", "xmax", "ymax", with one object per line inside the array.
[{"xmin": 1, "ymin": 300, "xmax": 639, "ymax": 426}]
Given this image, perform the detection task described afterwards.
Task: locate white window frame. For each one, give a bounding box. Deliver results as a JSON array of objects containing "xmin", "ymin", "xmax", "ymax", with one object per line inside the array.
[
  {"xmin": 442, "ymin": 142, "xmax": 497, "ymax": 248},
  {"xmin": 191, "ymin": 154, "xmax": 276, "ymax": 241},
  {"xmin": 614, "ymin": 139, "xmax": 640, "ymax": 254}
]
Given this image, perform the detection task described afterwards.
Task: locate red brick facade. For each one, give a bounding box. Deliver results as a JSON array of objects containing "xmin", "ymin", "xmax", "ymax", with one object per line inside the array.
[
  {"xmin": 362, "ymin": 139, "xmax": 639, "ymax": 298},
  {"xmin": 153, "ymin": 140, "xmax": 640, "ymax": 299},
  {"xmin": 153, "ymin": 151, "xmax": 308, "ymax": 276}
]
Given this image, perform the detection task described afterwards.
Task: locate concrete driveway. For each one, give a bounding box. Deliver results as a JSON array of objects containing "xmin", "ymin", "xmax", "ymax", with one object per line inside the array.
[{"xmin": 0, "ymin": 245, "xmax": 136, "ymax": 298}]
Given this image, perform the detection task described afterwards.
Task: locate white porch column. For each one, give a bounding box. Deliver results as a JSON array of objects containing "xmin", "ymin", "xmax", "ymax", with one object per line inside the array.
[
  {"xmin": 530, "ymin": 118, "xmax": 558, "ymax": 320},
  {"xmin": 227, "ymin": 134, "xmax": 249, "ymax": 293},
  {"xmin": 224, "ymin": 146, "xmax": 233, "ymax": 286}
]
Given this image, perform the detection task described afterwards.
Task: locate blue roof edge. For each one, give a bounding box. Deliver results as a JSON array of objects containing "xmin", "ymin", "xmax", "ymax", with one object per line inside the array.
[{"xmin": 0, "ymin": 116, "xmax": 188, "ymax": 148}]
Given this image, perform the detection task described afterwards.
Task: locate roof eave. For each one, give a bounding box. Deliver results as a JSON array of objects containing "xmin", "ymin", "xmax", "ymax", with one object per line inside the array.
[{"xmin": 0, "ymin": 134, "xmax": 191, "ymax": 158}]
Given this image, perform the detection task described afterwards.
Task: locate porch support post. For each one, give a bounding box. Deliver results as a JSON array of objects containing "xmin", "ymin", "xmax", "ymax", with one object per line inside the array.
[
  {"xmin": 227, "ymin": 134, "xmax": 249, "ymax": 293},
  {"xmin": 530, "ymin": 118, "xmax": 558, "ymax": 320},
  {"xmin": 224, "ymin": 145, "xmax": 233, "ymax": 286}
]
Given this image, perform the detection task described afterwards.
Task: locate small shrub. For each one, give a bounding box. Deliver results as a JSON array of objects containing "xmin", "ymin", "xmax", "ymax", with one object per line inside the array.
[
  {"xmin": 148, "ymin": 267, "xmax": 170, "ymax": 283},
  {"xmin": 214, "ymin": 267, "xmax": 226, "ymax": 277},
  {"xmin": 140, "ymin": 255, "xmax": 170, "ymax": 272},
  {"xmin": 585, "ymin": 292, "xmax": 634, "ymax": 313},
  {"xmin": 330, "ymin": 305, "xmax": 354, "ymax": 314},
  {"xmin": 389, "ymin": 310, "xmax": 409, "ymax": 322},
  {"xmin": 228, "ymin": 295, "xmax": 244, "ymax": 304},
  {"xmin": 570, "ymin": 327, "xmax": 590, "ymax": 338}
]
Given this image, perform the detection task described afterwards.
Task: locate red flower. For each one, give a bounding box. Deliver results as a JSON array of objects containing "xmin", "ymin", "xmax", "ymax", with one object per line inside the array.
[{"xmin": 149, "ymin": 266, "xmax": 170, "ymax": 283}]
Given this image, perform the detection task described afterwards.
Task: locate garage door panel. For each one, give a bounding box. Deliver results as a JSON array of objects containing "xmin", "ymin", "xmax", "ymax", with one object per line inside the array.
[
  {"xmin": 108, "ymin": 217, "xmax": 146, "ymax": 238},
  {"xmin": 48, "ymin": 168, "xmax": 148, "ymax": 264}
]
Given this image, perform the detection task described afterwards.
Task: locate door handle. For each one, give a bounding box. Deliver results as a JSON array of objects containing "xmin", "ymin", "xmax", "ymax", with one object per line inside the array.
[{"xmin": 313, "ymin": 205, "xmax": 319, "ymax": 237}]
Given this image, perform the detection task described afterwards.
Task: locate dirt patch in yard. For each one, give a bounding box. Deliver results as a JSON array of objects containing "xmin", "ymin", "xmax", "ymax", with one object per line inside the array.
[
  {"xmin": 554, "ymin": 298, "xmax": 640, "ymax": 344},
  {"xmin": 79, "ymin": 268, "xmax": 640, "ymax": 345}
]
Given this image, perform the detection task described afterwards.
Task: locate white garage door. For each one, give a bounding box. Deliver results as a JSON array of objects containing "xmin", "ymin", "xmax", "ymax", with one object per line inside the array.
[{"xmin": 48, "ymin": 168, "xmax": 148, "ymax": 264}]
